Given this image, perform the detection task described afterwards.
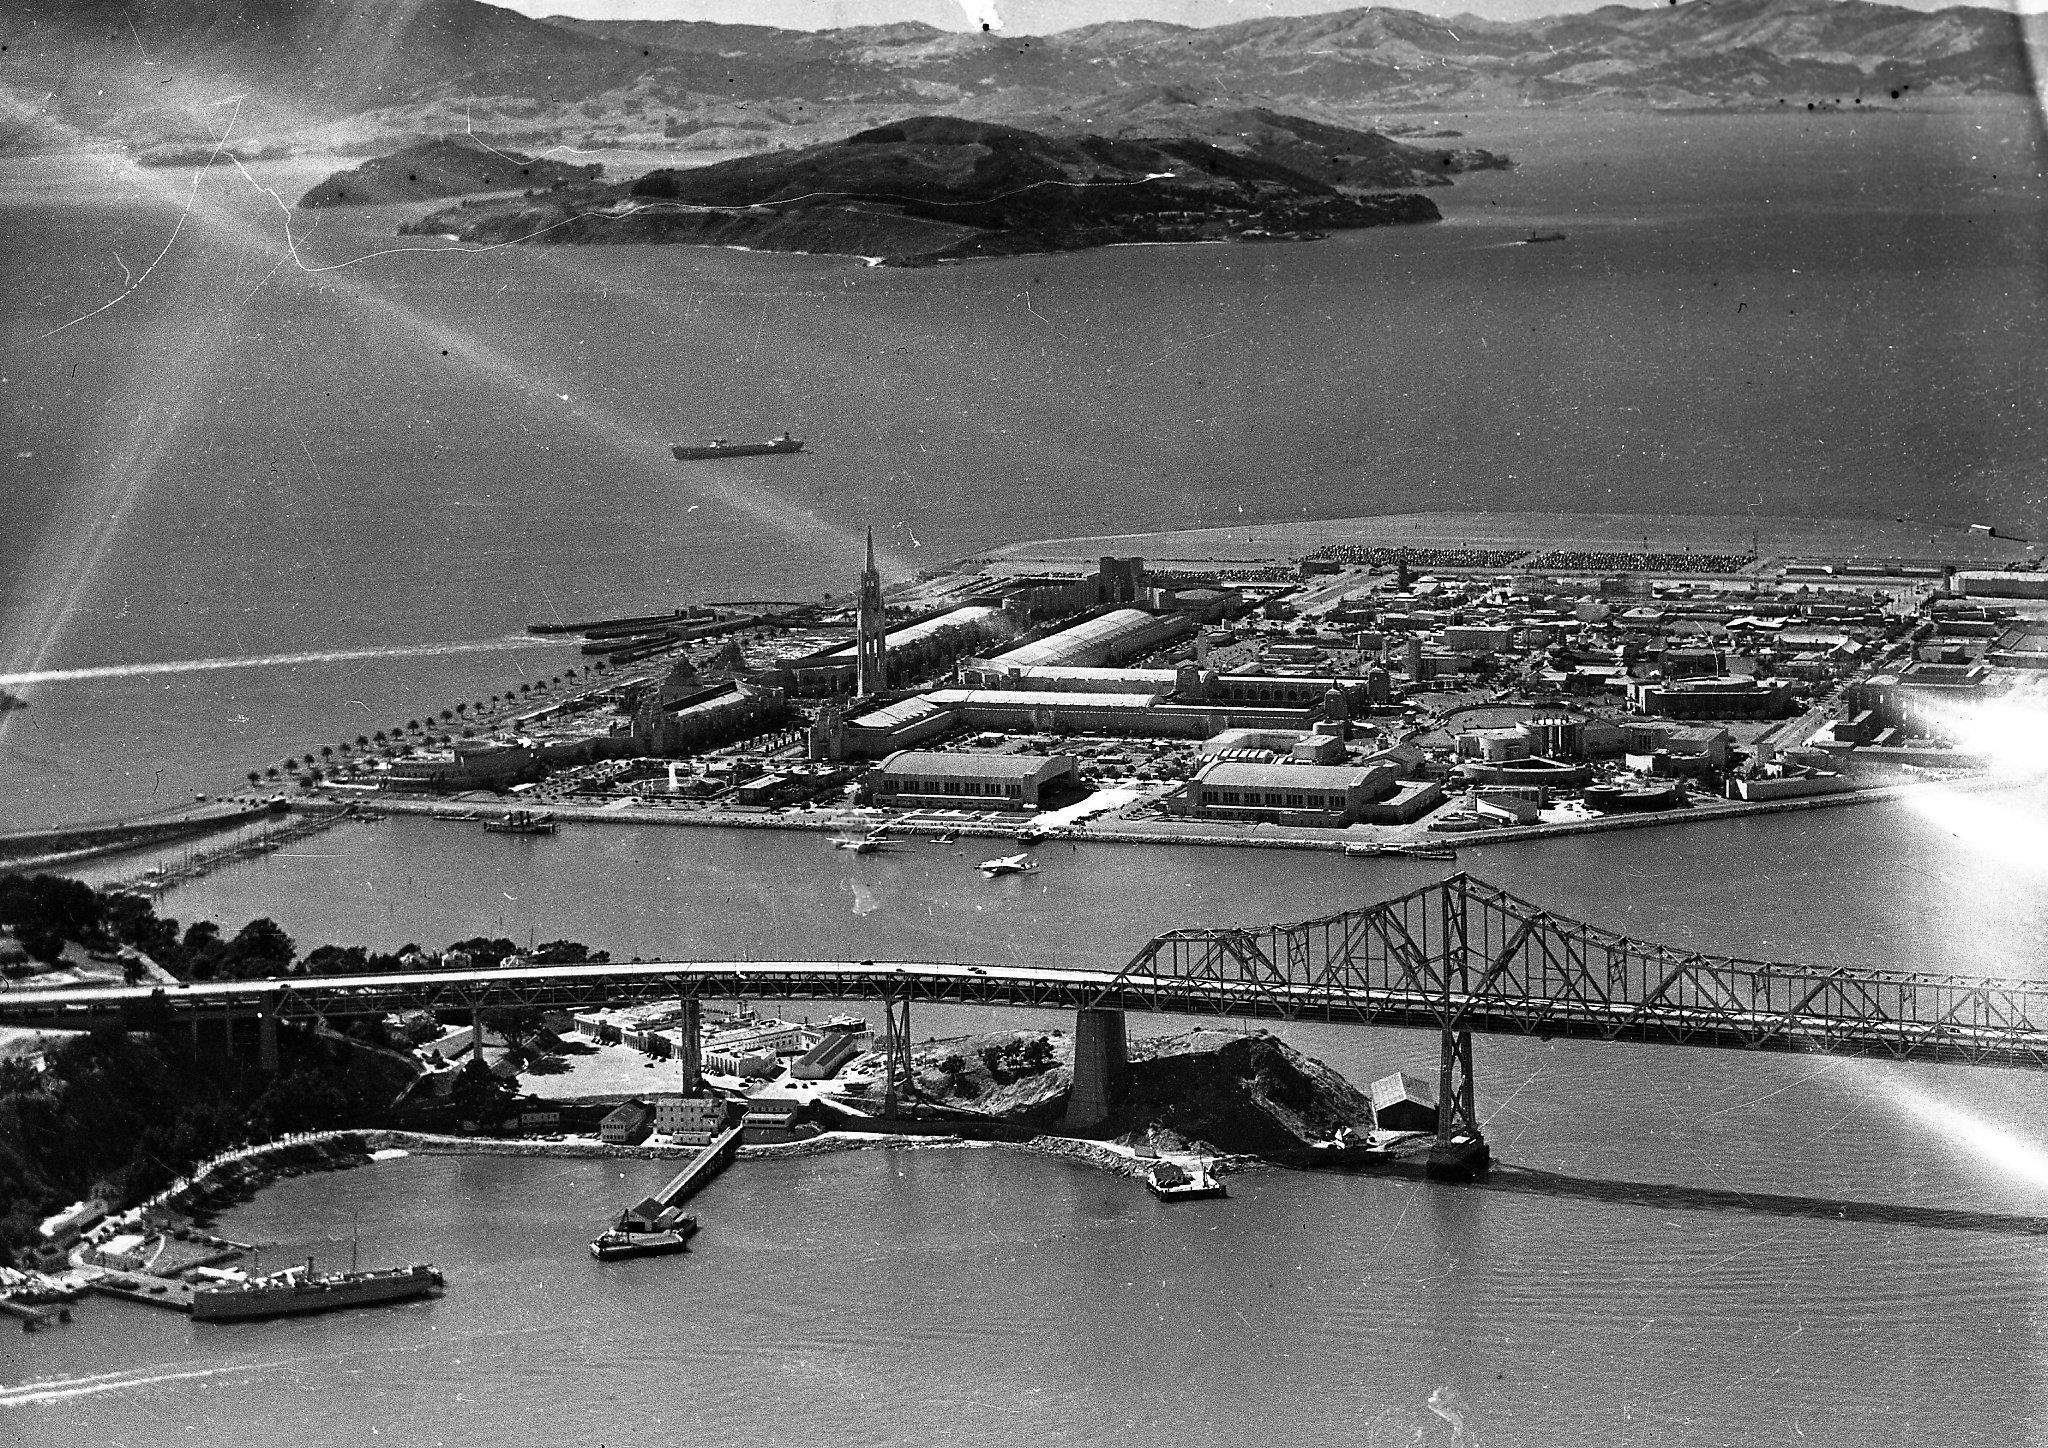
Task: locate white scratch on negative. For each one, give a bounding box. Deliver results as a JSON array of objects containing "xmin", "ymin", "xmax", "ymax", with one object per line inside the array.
[{"xmin": 38, "ymin": 96, "xmax": 245, "ymax": 341}]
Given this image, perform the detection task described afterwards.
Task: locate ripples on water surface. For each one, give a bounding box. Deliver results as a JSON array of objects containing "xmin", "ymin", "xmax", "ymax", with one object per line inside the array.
[
  {"xmin": 2, "ymin": 107, "xmax": 2044, "ymax": 825},
  {"xmin": 9, "ymin": 1149, "xmax": 2044, "ymax": 1446},
  {"xmin": 6, "ymin": 104, "xmax": 2048, "ymax": 1444}
]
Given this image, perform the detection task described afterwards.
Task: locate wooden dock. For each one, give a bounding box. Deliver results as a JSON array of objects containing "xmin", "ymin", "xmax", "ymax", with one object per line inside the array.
[
  {"xmin": 653, "ymin": 1123, "xmax": 744, "ymax": 1207},
  {"xmin": 619, "ymin": 1122, "xmax": 745, "ymax": 1230},
  {"xmin": 0, "ymin": 1297, "xmax": 71, "ymax": 1331},
  {"xmin": 85, "ymin": 1271, "xmax": 196, "ymax": 1313}
]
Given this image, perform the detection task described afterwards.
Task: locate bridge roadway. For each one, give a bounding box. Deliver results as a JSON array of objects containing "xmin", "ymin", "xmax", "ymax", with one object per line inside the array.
[
  {"xmin": 6, "ymin": 950, "xmax": 2048, "ymax": 1069},
  {"xmin": 5, "ymin": 877, "xmax": 2046, "ymax": 1069}
]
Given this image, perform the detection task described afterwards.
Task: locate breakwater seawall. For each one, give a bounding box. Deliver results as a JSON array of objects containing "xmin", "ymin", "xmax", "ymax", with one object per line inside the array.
[{"xmin": 0, "ymin": 802, "xmax": 282, "ymax": 872}]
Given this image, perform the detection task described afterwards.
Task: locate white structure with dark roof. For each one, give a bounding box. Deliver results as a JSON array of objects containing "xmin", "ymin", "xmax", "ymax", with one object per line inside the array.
[
  {"xmin": 981, "ymin": 608, "xmax": 1193, "ymax": 671},
  {"xmin": 1183, "ymin": 761, "xmax": 1397, "ymax": 826},
  {"xmin": 871, "ymin": 750, "xmax": 1076, "ymax": 810},
  {"xmin": 1177, "ymin": 759, "xmax": 1443, "ymax": 828}
]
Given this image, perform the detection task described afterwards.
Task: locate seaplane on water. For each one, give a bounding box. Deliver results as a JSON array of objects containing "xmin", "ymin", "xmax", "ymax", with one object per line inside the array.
[
  {"xmin": 832, "ymin": 829, "xmax": 890, "ymax": 854},
  {"xmin": 978, "ymin": 852, "xmax": 1038, "ymax": 877}
]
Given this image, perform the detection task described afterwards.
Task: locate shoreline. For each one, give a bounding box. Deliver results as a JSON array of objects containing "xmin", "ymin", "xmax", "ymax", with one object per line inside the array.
[
  {"xmin": 980, "ymin": 508, "xmax": 2035, "ymax": 569},
  {"xmin": 293, "ymin": 771, "xmax": 2025, "ymax": 857}
]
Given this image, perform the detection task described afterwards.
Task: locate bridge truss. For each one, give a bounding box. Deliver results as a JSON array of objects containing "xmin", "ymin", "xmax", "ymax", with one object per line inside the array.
[
  {"xmin": 6, "ymin": 874, "xmax": 2047, "ymax": 1167},
  {"xmin": 1101, "ymin": 873, "xmax": 2048, "ymax": 1068}
]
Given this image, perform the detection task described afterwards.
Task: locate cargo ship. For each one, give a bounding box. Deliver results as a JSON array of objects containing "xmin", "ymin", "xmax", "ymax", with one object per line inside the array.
[
  {"xmin": 671, "ymin": 434, "xmax": 803, "ymax": 461},
  {"xmin": 591, "ymin": 1209, "xmax": 698, "ymax": 1261},
  {"xmin": 189, "ymin": 1261, "xmax": 442, "ymax": 1321}
]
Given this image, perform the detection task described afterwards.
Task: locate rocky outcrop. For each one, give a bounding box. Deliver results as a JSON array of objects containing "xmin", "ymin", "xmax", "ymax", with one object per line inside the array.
[{"xmin": 912, "ymin": 1026, "xmax": 1377, "ymax": 1157}]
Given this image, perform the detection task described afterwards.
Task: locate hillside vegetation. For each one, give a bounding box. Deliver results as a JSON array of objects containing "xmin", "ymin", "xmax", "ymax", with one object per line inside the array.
[{"xmin": 402, "ymin": 113, "xmax": 1443, "ymax": 264}]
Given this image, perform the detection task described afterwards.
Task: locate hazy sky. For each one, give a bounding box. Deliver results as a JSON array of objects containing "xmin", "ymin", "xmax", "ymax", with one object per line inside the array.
[{"xmin": 497, "ymin": 0, "xmax": 2043, "ymax": 30}]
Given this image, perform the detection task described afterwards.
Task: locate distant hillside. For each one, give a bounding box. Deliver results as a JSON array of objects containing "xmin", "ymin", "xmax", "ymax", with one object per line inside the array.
[
  {"xmin": 550, "ymin": 0, "xmax": 2037, "ymax": 115},
  {"xmin": 3, "ymin": 0, "xmax": 2031, "ymax": 156},
  {"xmin": 402, "ymin": 114, "xmax": 1442, "ymax": 264},
  {"xmin": 297, "ymin": 136, "xmax": 602, "ymax": 207},
  {"xmin": 1017, "ymin": 88, "xmax": 1513, "ymax": 189}
]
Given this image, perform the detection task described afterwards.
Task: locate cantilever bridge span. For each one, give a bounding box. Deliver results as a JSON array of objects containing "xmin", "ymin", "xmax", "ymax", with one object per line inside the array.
[{"xmin": 5, "ymin": 876, "xmax": 2044, "ymax": 1170}]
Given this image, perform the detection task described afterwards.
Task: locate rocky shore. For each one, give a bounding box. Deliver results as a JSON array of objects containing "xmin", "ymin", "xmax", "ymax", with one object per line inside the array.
[{"xmin": 161, "ymin": 1135, "xmax": 375, "ymax": 1226}]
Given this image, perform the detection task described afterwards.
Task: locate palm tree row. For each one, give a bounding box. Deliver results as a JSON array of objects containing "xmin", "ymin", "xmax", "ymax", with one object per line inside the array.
[{"xmin": 245, "ymin": 667, "xmax": 597, "ymax": 786}]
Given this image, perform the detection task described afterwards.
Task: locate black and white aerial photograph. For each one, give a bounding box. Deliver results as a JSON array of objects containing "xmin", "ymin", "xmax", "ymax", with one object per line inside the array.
[{"xmin": 0, "ymin": 0, "xmax": 2044, "ymax": 1440}]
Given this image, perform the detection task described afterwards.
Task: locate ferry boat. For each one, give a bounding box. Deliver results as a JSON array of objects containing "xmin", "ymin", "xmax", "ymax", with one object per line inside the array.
[
  {"xmin": 483, "ymin": 809, "xmax": 556, "ymax": 835},
  {"xmin": 590, "ymin": 1211, "xmax": 698, "ymax": 1261},
  {"xmin": 671, "ymin": 434, "xmax": 803, "ymax": 461},
  {"xmin": 189, "ymin": 1261, "xmax": 442, "ymax": 1321},
  {"xmin": 1145, "ymin": 1158, "xmax": 1227, "ymax": 1201}
]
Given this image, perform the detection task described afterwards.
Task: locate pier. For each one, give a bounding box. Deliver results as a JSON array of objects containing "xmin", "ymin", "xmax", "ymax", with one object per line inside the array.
[
  {"xmin": 621, "ymin": 1121, "xmax": 744, "ymax": 1229},
  {"xmin": 104, "ymin": 809, "xmax": 359, "ymax": 898},
  {"xmin": 0, "ymin": 799, "xmax": 284, "ymax": 873},
  {"xmin": 84, "ymin": 1270, "xmax": 196, "ymax": 1313}
]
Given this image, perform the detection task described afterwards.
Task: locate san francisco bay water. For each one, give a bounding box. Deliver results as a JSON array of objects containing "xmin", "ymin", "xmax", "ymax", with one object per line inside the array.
[
  {"xmin": 5, "ymin": 103, "xmax": 2048, "ymax": 1445},
  {"xmin": 3, "ymin": 105, "xmax": 2044, "ymax": 827},
  {"xmin": 19, "ymin": 779, "xmax": 2048, "ymax": 1445}
]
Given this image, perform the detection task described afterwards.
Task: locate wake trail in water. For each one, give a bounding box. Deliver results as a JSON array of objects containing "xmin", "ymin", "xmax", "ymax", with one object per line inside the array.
[
  {"xmin": 0, "ymin": 1357, "xmax": 294, "ymax": 1407},
  {"xmin": 0, "ymin": 636, "xmax": 561, "ymax": 688},
  {"xmin": 0, "ymin": 1319, "xmax": 560, "ymax": 1408}
]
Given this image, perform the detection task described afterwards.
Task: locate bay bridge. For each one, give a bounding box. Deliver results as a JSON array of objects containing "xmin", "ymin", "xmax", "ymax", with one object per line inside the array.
[{"xmin": 6, "ymin": 874, "xmax": 2046, "ymax": 1178}]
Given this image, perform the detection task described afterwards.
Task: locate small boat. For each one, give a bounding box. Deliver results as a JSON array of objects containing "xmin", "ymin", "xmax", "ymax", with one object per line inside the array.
[
  {"xmin": 935, "ymin": 830, "xmax": 958, "ymax": 844},
  {"xmin": 483, "ymin": 810, "xmax": 556, "ymax": 835},
  {"xmin": 1146, "ymin": 1158, "xmax": 1227, "ymax": 1201},
  {"xmin": 1523, "ymin": 230, "xmax": 1568, "ymax": 244},
  {"xmin": 671, "ymin": 434, "xmax": 803, "ymax": 461},
  {"xmin": 979, "ymin": 852, "xmax": 1037, "ymax": 877},
  {"xmin": 590, "ymin": 1211, "xmax": 698, "ymax": 1261}
]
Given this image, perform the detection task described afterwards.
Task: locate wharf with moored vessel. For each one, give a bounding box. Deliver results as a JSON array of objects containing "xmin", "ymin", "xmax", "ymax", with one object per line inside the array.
[{"xmin": 190, "ymin": 1261, "xmax": 443, "ymax": 1321}]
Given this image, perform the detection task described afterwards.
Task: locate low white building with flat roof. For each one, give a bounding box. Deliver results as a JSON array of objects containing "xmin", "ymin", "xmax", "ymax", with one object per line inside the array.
[
  {"xmin": 871, "ymin": 750, "xmax": 1076, "ymax": 811},
  {"xmin": 1180, "ymin": 760, "xmax": 1400, "ymax": 827}
]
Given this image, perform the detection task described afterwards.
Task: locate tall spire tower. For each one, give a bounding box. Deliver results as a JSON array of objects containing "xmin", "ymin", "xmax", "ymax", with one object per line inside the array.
[{"xmin": 855, "ymin": 527, "xmax": 888, "ymax": 697}]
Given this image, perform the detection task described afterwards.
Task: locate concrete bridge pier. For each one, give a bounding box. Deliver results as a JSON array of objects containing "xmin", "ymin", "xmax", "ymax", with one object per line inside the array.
[
  {"xmin": 879, "ymin": 995, "xmax": 916, "ymax": 1118},
  {"xmin": 1425, "ymin": 1028, "xmax": 1490, "ymax": 1180},
  {"xmin": 1062, "ymin": 1008, "xmax": 1128, "ymax": 1131},
  {"xmin": 258, "ymin": 1011, "xmax": 279, "ymax": 1073},
  {"xmin": 677, "ymin": 997, "xmax": 702, "ymax": 1095}
]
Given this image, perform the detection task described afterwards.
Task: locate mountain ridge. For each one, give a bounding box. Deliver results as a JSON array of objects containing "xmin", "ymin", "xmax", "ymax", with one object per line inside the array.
[{"xmin": 2, "ymin": 0, "xmax": 2031, "ymax": 155}]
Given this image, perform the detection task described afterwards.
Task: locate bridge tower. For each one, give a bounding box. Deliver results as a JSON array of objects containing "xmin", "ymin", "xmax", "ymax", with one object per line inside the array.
[
  {"xmin": 1428, "ymin": 875, "xmax": 1489, "ymax": 1179},
  {"xmin": 879, "ymin": 994, "xmax": 916, "ymax": 1117}
]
